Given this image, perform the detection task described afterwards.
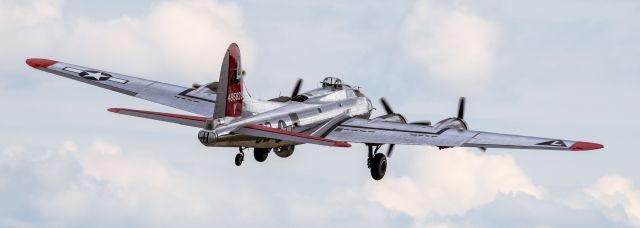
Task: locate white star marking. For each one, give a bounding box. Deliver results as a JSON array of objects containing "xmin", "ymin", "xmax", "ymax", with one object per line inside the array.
[{"xmin": 86, "ymin": 71, "xmax": 104, "ymax": 80}]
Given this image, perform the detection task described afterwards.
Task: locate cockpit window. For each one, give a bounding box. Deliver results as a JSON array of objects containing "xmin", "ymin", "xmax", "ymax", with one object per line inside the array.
[{"xmin": 322, "ymin": 77, "xmax": 343, "ymax": 88}]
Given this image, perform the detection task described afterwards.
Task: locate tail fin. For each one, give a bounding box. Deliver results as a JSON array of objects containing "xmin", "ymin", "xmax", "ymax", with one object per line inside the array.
[{"xmin": 214, "ymin": 43, "xmax": 243, "ymax": 118}]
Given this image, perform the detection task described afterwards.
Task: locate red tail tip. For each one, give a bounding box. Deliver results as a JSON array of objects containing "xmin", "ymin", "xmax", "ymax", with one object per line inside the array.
[
  {"xmin": 571, "ymin": 141, "xmax": 604, "ymax": 151},
  {"xmin": 26, "ymin": 58, "xmax": 57, "ymax": 68}
]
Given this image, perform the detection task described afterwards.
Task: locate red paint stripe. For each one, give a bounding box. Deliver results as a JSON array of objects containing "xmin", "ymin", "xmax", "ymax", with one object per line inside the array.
[
  {"xmin": 108, "ymin": 108, "xmax": 207, "ymax": 122},
  {"xmin": 26, "ymin": 58, "xmax": 58, "ymax": 68},
  {"xmin": 570, "ymin": 141, "xmax": 604, "ymax": 151},
  {"xmin": 244, "ymin": 124, "xmax": 351, "ymax": 147}
]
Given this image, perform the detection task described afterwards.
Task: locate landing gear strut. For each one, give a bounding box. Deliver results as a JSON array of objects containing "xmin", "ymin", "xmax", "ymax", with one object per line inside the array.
[
  {"xmin": 367, "ymin": 144, "xmax": 387, "ymax": 180},
  {"xmin": 235, "ymin": 147, "xmax": 246, "ymax": 166}
]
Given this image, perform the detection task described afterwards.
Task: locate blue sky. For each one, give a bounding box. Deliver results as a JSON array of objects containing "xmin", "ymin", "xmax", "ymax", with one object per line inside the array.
[{"xmin": 1, "ymin": 0, "xmax": 639, "ymax": 227}]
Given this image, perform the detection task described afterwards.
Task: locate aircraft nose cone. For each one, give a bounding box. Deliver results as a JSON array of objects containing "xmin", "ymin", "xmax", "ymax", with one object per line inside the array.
[
  {"xmin": 26, "ymin": 58, "xmax": 57, "ymax": 68},
  {"xmin": 570, "ymin": 141, "xmax": 604, "ymax": 151}
]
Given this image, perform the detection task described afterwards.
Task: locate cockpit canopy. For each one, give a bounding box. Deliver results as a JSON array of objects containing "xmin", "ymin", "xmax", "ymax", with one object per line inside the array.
[{"xmin": 322, "ymin": 77, "xmax": 343, "ymax": 89}]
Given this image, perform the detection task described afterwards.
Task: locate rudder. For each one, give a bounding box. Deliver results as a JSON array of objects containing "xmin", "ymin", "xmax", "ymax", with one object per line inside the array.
[{"xmin": 214, "ymin": 43, "xmax": 243, "ymax": 118}]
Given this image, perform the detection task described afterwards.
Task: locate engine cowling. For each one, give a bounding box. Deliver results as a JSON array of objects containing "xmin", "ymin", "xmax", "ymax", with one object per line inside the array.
[
  {"xmin": 274, "ymin": 145, "xmax": 295, "ymax": 158},
  {"xmin": 433, "ymin": 118, "xmax": 468, "ymax": 130}
]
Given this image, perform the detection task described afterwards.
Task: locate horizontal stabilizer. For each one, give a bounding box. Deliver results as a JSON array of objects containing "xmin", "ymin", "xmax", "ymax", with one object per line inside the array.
[
  {"xmin": 235, "ymin": 124, "xmax": 351, "ymax": 147},
  {"xmin": 108, "ymin": 108, "xmax": 207, "ymax": 128}
]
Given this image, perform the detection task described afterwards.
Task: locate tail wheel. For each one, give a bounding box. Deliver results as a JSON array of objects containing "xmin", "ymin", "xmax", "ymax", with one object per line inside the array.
[
  {"xmin": 370, "ymin": 153, "xmax": 387, "ymax": 180},
  {"xmin": 235, "ymin": 153, "xmax": 244, "ymax": 166},
  {"xmin": 254, "ymin": 148, "xmax": 270, "ymax": 162}
]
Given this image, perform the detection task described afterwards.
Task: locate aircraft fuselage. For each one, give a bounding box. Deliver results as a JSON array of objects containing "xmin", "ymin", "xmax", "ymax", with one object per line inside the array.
[{"xmin": 198, "ymin": 85, "xmax": 373, "ymax": 148}]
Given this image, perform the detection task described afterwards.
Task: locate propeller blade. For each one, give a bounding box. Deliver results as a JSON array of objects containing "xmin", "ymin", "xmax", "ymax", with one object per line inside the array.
[
  {"xmin": 291, "ymin": 78, "xmax": 303, "ymax": 98},
  {"xmin": 387, "ymin": 144, "xmax": 395, "ymax": 157},
  {"xmin": 411, "ymin": 121, "xmax": 431, "ymax": 126},
  {"xmin": 379, "ymin": 97, "xmax": 394, "ymax": 114},
  {"xmin": 457, "ymin": 97, "xmax": 466, "ymax": 119}
]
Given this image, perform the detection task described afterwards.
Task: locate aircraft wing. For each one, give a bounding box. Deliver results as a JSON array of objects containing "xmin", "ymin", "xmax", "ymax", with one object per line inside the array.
[
  {"xmin": 26, "ymin": 58, "xmax": 216, "ymax": 117},
  {"xmin": 323, "ymin": 118, "xmax": 603, "ymax": 151}
]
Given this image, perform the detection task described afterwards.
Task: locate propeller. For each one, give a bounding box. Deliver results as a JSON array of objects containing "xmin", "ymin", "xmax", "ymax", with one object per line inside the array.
[
  {"xmin": 457, "ymin": 97, "xmax": 465, "ymax": 119},
  {"xmin": 291, "ymin": 79, "xmax": 303, "ymax": 98},
  {"xmin": 379, "ymin": 98, "xmax": 397, "ymax": 157},
  {"xmin": 455, "ymin": 97, "xmax": 484, "ymax": 152},
  {"xmin": 378, "ymin": 97, "xmax": 436, "ymax": 157},
  {"xmin": 379, "ymin": 97, "xmax": 394, "ymax": 115}
]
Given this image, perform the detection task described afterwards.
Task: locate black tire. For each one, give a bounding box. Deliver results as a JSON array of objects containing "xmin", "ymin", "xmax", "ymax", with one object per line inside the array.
[
  {"xmin": 370, "ymin": 153, "xmax": 387, "ymax": 180},
  {"xmin": 235, "ymin": 153, "xmax": 244, "ymax": 166},
  {"xmin": 274, "ymin": 145, "xmax": 295, "ymax": 158},
  {"xmin": 254, "ymin": 148, "xmax": 270, "ymax": 162}
]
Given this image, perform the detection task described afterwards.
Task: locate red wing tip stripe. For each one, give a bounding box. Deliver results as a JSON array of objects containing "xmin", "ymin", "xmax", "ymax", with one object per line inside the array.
[
  {"xmin": 107, "ymin": 108, "xmax": 122, "ymax": 113},
  {"xmin": 245, "ymin": 124, "xmax": 351, "ymax": 147},
  {"xmin": 334, "ymin": 142, "xmax": 352, "ymax": 147},
  {"xmin": 107, "ymin": 108, "xmax": 208, "ymax": 122},
  {"xmin": 570, "ymin": 141, "xmax": 604, "ymax": 151},
  {"xmin": 26, "ymin": 58, "xmax": 58, "ymax": 69}
]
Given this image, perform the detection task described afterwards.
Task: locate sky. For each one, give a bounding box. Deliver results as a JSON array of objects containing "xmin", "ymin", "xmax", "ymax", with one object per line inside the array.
[{"xmin": 1, "ymin": 0, "xmax": 639, "ymax": 227}]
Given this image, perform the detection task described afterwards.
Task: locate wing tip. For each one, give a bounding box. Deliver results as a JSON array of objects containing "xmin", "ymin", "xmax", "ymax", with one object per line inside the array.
[
  {"xmin": 571, "ymin": 141, "xmax": 604, "ymax": 151},
  {"xmin": 334, "ymin": 142, "xmax": 352, "ymax": 148},
  {"xmin": 26, "ymin": 58, "xmax": 57, "ymax": 69},
  {"xmin": 107, "ymin": 108, "xmax": 122, "ymax": 113}
]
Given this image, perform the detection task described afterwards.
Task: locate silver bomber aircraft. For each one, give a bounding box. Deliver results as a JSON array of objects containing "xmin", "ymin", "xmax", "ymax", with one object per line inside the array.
[{"xmin": 26, "ymin": 43, "xmax": 603, "ymax": 180}]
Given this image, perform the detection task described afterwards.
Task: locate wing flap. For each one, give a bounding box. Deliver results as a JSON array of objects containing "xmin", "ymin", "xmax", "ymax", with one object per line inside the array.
[
  {"xmin": 108, "ymin": 108, "xmax": 207, "ymax": 128},
  {"xmin": 234, "ymin": 124, "xmax": 351, "ymax": 147}
]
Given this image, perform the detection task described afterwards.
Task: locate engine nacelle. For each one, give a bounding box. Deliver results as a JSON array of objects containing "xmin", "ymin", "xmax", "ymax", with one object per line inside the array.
[
  {"xmin": 433, "ymin": 118, "xmax": 468, "ymax": 130},
  {"xmin": 274, "ymin": 145, "xmax": 295, "ymax": 158},
  {"xmin": 197, "ymin": 130, "xmax": 218, "ymax": 146},
  {"xmin": 371, "ymin": 113, "xmax": 407, "ymax": 123}
]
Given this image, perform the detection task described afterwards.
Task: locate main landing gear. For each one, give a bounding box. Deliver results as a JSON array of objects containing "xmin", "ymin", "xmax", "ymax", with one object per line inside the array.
[
  {"xmin": 234, "ymin": 147, "xmax": 272, "ymax": 166},
  {"xmin": 367, "ymin": 144, "xmax": 387, "ymax": 180},
  {"xmin": 254, "ymin": 148, "xmax": 271, "ymax": 162}
]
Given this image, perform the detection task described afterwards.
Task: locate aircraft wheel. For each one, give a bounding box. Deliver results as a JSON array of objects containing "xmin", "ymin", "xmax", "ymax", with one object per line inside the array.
[
  {"xmin": 254, "ymin": 148, "xmax": 270, "ymax": 162},
  {"xmin": 370, "ymin": 153, "xmax": 387, "ymax": 180},
  {"xmin": 235, "ymin": 153, "xmax": 244, "ymax": 166}
]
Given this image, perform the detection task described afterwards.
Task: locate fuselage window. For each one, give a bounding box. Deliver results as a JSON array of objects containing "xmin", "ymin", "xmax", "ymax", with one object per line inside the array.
[{"xmin": 317, "ymin": 108, "xmax": 322, "ymax": 113}]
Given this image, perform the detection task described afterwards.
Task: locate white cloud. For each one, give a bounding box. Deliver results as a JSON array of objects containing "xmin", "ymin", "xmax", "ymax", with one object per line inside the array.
[
  {"xmin": 36, "ymin": 140, "xmax": 211, "ymax": 225},
  {"xmin": 62, "ymin": 0, "xmax": 254, "ymax": 83},
  {"xmin": 0, "ymin": 140, "xmax": 271, "ymax": 227},
  {"xmin": 366, "ymin": 148, "xmax": 543, "ymax": 223},
  {"xmin": 0, "ymin": 0, "xmax": 64, "ymax": 74},
  {"xmin": 571, "ymin": 175, "xmax": 640, "ymax": 227},
  {"xmin": 0, "ymin": 140, "xmax": 636, "ymax": 227},
  {"xmin": 1, "ymin": 0, "xmax": 253, "ymax": 84},
  {"xmin": 402, "ymin": 1, "xmax": 497, "ymax": 86}
]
